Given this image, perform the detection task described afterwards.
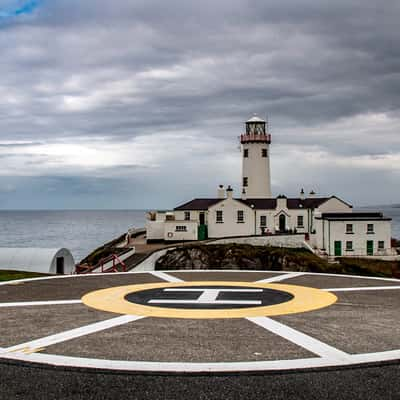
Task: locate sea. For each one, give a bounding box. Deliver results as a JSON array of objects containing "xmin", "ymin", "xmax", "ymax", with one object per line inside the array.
[
  {"xmin": 0, "ymin": 206, "xmax": 399, "ymax": 263},
  {"xmin": 0, "ymin": 210, "xmax": 147, "ymax": 263}
]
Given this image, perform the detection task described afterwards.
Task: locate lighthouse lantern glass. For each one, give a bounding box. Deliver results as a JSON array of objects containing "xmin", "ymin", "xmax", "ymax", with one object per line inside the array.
[{"xmin": 246, "ymin": 122, "xmax": 265, "ymax": 135}]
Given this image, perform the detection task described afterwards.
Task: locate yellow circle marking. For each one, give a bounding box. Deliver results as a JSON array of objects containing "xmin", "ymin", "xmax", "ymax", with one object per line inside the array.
[{"xmin": 82, "ymin": 281, "xmax": 337, "ymax": 319}]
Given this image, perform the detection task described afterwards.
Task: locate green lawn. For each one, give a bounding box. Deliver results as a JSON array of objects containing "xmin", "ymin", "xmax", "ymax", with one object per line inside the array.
[{"xmin": 0, "ymin": 270, "xmax": 49, "ymax": 282}]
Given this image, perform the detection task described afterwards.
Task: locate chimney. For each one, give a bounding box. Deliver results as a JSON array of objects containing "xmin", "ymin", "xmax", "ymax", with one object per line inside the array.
[
  {"xmin": 226, "ymin": 185, "xmax": 233, "ymax": 200},
  {"xmin": 241, "ymin": 188, "xmax": 247, "ymax": 200},
  {"xmin": 277, "ymin": 194, "xmax": 287, "ymax": 209},
  {"xmin": 217, "ymin": 185, "xmax": 226, "ymax": 199},
  {"xmin": 309, "ymin": 190, "xmax": 316, "ymax": 198},
  {"xmin": 300, "ymin": 188, "xmax": 305, "ymax": 200}
]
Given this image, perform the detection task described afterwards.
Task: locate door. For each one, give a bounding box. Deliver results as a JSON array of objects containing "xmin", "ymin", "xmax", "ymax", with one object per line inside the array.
[
  {"xmin": 199, "ymin": 212, "xmax": 205, "ymax": 225},
  {"xmin": 334, "ymin": 241, "xmax": 342, "ymax": 256},
  {"xmin": 279, "ymin": 214, "xmax": 286, "ymax": 232},
  {"xmin": 56, "ymin": 257, "xmax": 64, "ymax": 274},
  {"xmin": 367, "ymin": 240, "xmax": 373, "ymax": 256}
]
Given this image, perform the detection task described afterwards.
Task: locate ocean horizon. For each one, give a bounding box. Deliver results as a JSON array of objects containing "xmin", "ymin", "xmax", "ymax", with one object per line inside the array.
[{"xmin": 0, "ymin": 206, "xmax": 399, "ymax": 264}]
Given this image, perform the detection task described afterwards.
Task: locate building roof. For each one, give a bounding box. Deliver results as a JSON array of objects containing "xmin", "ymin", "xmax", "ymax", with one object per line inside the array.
[
  {"xmin": 317, "ymin": 212, "xmax": 391, "ymax": 221},
  {"xmin": 175, "ymin": 197, "xmax": 333, "ymax": 211},
  {"xmin": 174, "ymin": 198, "xmax": 222, "ymax": 211}
]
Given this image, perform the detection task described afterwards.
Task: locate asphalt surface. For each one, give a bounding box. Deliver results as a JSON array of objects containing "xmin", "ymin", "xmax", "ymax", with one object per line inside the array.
[
  {"xmin": 0, "ymin": 360, "xmax": 399, "ymax": 399},
  {"xmin": 1, "ymin": 270, "xmax": 400, "ymax": 399}
]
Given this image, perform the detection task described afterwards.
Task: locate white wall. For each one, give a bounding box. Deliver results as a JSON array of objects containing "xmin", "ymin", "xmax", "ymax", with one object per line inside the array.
[
  {"xmin": 242, "ymin": 142, "xmax": 271, "ymax": 198},
  {"xmin": 208, "ymin": 198, "xmax": 255, "ymax": 238},
  {"xmin": 316, "ymin": 197, "xmax": 352, "ymax": 213},
  {"xmin": 208, "ymin": 235, "xmax": 306, "ymax": 248},
  {"xmin": 318, "ymin": 219, "xmax": 392, "ymax": 256},
  {"xmin": 146, "ymin": 220, "xmax": 165, "ymax": 241},
  {"xmin": 164, "ymin": 221, "xmax": 198, "ymax": 241}
]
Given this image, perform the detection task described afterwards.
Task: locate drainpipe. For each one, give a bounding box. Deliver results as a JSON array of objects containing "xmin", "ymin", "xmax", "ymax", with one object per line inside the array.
[
  {"xmin": 328, "ymin": 220, "xmax": 331, "ymax": 256},
  {"xmin": 250, "ymin": 205, "xmax": 256, "ymax": 235}
]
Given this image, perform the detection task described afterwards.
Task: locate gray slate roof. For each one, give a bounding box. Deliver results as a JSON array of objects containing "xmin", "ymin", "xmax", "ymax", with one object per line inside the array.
[{"xmin": 174, "ymin": 197, "xmax": 335, "ymax": 211}]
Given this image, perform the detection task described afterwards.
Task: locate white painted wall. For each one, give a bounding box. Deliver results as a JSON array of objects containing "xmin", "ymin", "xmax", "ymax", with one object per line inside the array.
[
  {"xmin": 242, "ymin": 142, "xmax": 271, "ymax": 198},
  {"xmin": 208, "ymin": 198, "xmax": 255, "ymax": 238},
  {"xmin": 208, "ymin": 235, "xmax": 306, "ymax": 248},
  {"xmin": 318, "ymin": 219, "xmax": 392, "ymax": 256},
  {"xmin": 145, "ymin": 220, "xmax": 165, "ymax": 241},
  {"xmin": 131, "ymin": 248, "xmax": 175, "ymax": 271},
  {"xmin": 164, "ymin": 221, "xmax": 198, "ymax": 241},
  {"xmin": 316, "ymin": 197, "xmax": 352, "ymax": 213}
]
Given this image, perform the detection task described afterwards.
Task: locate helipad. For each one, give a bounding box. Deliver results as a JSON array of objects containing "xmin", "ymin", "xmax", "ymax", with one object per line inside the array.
[{"xmin": 0, "ymin": 270, "xmax": 400, "ymax": 373}]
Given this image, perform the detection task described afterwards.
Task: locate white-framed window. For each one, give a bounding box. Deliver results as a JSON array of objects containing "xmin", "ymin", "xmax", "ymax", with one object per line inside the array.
[
  {"xmin": 216, "ymin": 210, "xmax": 223, "ymax": 223},
  {"xmin": 346, "ymin": 241, "xmax": 353, "ymax": 251},
  {"xmin": 346, "ymin": 224, "xmax": 353, "ymax": 234},
  {"xmin": 367, "ymin": 224, "xmax": 374, "ymax": 234},
  {"xmin": 260, "ymin": 215, "xmax": 267, "ymax": 227},
  {"xmin": 175, "ymin": 226, "xmax": 187, "ymax": 232},
  {"xmin": 237, "ymin": 210, "xmax": 244, "ymax": 223},
  {"xmin": 378, "ymin": 241, "xmax": 385, "ymax": 250},
  {"xmin": 297, "ymin": 215, "xmax": 304, "ymax": 228},
  {"xmin": 184, "ymin": 211, "xmax": 190, "ymax": 221}
]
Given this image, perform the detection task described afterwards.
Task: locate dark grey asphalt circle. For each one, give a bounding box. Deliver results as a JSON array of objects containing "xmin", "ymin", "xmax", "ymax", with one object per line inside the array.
[
  {"xmin": 0, "ymin": 359, "xmax": 399, "ymax": 399},
  {"xmin": 125, "ymin": 285, "xmax": 294, "ymax": 309}
]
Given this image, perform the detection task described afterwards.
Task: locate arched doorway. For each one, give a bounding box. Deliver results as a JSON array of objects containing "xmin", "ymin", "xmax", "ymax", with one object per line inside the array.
[{"xmin": 279, "ymin": 214, "xmax": 286, "ymax": 232}]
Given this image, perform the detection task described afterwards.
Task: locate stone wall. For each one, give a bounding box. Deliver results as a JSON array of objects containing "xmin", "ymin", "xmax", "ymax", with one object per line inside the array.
[{"xmin": 207, "ymin": 234, "xmax": 306, "ymax": 248}]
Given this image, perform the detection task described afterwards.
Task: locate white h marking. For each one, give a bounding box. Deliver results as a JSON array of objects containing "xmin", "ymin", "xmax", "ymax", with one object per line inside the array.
[{"xmin": 148, "ymin": 288, "xmax": 263, "ymax": 305}]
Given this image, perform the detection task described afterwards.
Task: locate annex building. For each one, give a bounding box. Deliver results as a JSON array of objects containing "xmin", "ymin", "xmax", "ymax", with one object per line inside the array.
[{"xmin": 146, "ymin": 116, "xmax": 394, "ymax": 258}]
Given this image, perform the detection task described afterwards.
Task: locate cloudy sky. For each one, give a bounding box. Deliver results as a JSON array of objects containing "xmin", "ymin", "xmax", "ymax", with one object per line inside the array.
[{"xmin": 0, "ymin": 0, "xmax": 399, "ymax": 209}]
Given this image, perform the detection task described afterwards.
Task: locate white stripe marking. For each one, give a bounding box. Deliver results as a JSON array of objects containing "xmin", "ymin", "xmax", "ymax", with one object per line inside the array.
[
  {"xmin": 0, "ymin": 300, "xmax": 82, "ymax": 308},
  {"xmin": 162, "ymin": 288, "xmax": 263, "ymax": 292},
  {"xmin": 247, "ymin": 316, "xmax": 350, "ymax": 361},
  {"xmin": 255, "ymin": 272, "xmax": 306, "ymax": 283},
  {"xmin": 2, "ymin": 315, "xmax": 143, "ymax": 354},
  {"xmin": 323, "ymin": 285, "xmax": 400, "ymax": 292},
  {"xmin": 3, "ymin": 349, "xmax": 400, "ymax": 372},
  {"xmin": 149, "ymin": 271, "xmax": 184, "ymax": 282},
  {"xmin": 149, "ymin": 299, "xmax": 261, "ymax": 305},
  {"xmin": 149, "ymin": 288, "xmax": 263, "ymax": 305}
]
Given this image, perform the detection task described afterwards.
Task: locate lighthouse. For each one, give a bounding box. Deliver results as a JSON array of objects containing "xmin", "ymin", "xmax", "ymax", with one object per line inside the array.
[{"xmin": 240, "ymin": 115, "xmax": 272, "ymax": 198}]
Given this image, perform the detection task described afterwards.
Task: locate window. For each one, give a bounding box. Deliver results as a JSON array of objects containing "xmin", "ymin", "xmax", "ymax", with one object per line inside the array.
[
  {"xmin": 262, "ymin": 148, "xmax": 268, "ymax": 157},
  {"xmin": 346, "ymin": 241, "xmax": 353, "ymax": 251},
  {"xmin": 367, "ymin": 224, "xmax": 374, "ymax": 234},
  {"xmin": 243, "ymin": 177, "xmax": 248, "ymax": 187},
  {"xmin": 184, "ymin": 211, "xmax": 190, "ymax": 221},
  {"xmin": 297, "ymin": 215, "xmax": 304, "ymax": 228},
  {"xmin": 378, "ymin": 241, "xmax": 385, "ymax": 250},
  {"xmin": 260, "ymin": 215, "xmax": 267, "ymax": 227},
  {"xmin": 216, "ymin": 210, "xmax": 223, "ymax": 223},
  {"xmin": 243, "ymin": 149, "xmax": 249, "ymax": 158},
  {"xmin": 237, "ymin": 210, "xmax": 244, "ymax": 223},
  {"xmin": 175, "ymin": 226, "xmax": 187, "ymax": 232},
  {"xmin": 346, "ymin": 224, "xmax": 353, "ymax": 234}
]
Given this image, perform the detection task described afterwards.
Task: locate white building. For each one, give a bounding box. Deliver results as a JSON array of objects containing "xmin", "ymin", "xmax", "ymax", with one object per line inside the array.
[
  {"xmin": 0, "ymin": 248, "xmax": 75, "ymax": 275},
  {"xmin": 146, "ymin": 115, "xmax": 394, "ymax": 258}
]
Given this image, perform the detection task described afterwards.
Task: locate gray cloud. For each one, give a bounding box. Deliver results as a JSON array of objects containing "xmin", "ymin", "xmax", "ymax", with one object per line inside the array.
[{"xmin": 0, "ymin": 0, "xmax": 399, "ymax": 208}]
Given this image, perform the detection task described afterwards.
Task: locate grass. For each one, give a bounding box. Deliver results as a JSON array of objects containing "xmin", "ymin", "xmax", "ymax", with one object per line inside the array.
[{"xmin": 0, "ymin": 270, "xmax": 49, "ymax": 282}]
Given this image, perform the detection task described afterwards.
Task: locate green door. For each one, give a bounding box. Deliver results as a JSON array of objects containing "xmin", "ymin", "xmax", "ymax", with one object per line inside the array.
[
  {"xmin": 367, "ymin": 240, "xmax": 373, "ymax": 255},
  {"xmin": 334, "ymin": 241, "xmax": 342, "ymax": 256},
  {"xmin": 198, "ymin": 225, "xmax": 208, "ymax": 241}
]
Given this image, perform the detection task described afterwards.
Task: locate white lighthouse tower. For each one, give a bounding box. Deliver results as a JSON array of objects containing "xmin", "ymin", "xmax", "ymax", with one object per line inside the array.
[{"xmin": 240, "ymin": 114, "xmax": 272, "ymax": 198}]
